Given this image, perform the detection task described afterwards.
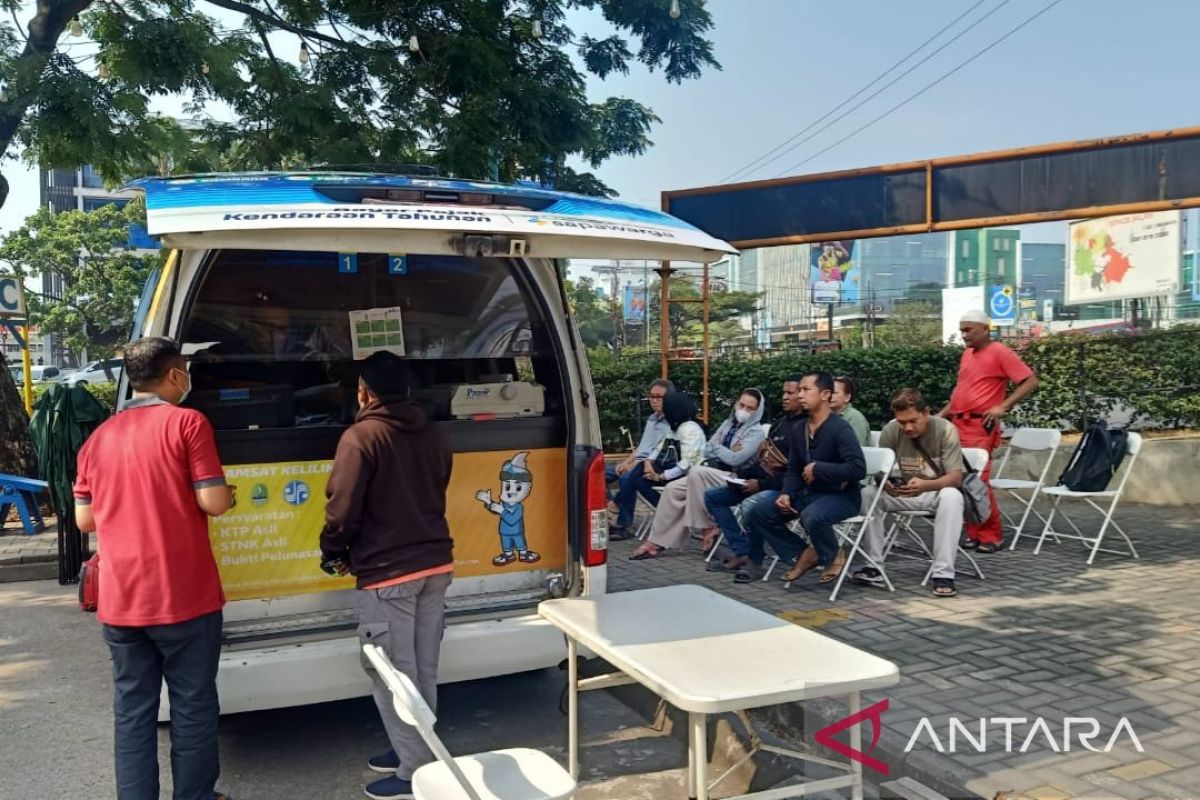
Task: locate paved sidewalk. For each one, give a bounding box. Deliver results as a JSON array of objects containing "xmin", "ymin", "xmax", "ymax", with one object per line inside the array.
[
  {"xmin": 608, "ymin": 500, "xmax": 1200, "ymax": 800},
  {"xmin": 0, "ymin": 519, "xmax": 60, "ymax": 564}
]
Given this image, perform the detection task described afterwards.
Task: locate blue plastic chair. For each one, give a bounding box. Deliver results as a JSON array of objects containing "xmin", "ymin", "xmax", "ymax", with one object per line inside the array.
[{"xmin": 0, "ymin": 474, "xmax": 49, "ymax": 535}]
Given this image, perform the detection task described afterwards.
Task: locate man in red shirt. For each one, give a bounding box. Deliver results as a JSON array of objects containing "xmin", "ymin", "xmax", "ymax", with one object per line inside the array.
[
  {"xmin": 74, "ymin": 337, "xmax": 233, "ymax": 800},
  {"xmin": 940, "ymin": 310, "xmax": 1039, "ymax": 552}
]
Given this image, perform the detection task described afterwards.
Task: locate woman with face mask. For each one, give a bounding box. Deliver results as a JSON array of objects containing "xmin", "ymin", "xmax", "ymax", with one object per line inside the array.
[{"xmin": 631, "ymin": 388, "xmax": 766, "ymax": 560}]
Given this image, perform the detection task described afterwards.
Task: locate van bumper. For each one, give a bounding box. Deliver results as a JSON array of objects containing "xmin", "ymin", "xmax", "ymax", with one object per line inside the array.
[{"xmin": 158, "ymin": 612, "xmax": 567, "ymax": 720}]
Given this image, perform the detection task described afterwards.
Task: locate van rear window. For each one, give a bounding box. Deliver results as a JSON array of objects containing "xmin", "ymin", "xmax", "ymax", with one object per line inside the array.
[
  {"xmin": 184, "ymin": 250, "xmax": 540, "ymax": 362},
  {"xmin": 181, "ymin": 250, "xmax": 561, "ymax": 429}
]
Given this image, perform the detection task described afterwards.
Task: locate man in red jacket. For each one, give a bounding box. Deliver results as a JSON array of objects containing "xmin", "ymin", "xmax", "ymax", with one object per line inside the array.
[
  {"xmin": 321, "ymin": 351, "xmax": 454, "ymax": 800},
  {"xmin": 74, "ymin": 337, "xmax": 234, "ymax": 800},
  {"xmin": 940, "ymin": 310, "xmax": 1039, "ymax": 552}
]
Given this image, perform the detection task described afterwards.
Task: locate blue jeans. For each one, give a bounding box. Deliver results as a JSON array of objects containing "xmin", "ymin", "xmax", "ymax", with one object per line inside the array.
[
  {"xmin": 102, "ymin": 610, "xmax": 223, "ymax": 800},
  {"xmin": 744, "ymin": 490, "xmax": 860, "ymax": 567},
  {"xmin": 704, "ymin": 484, "xmax": 755, "ymax": 557},
  {"xmin": 606, "ymin": 461, "xmax": 660, "ymax": 528}
]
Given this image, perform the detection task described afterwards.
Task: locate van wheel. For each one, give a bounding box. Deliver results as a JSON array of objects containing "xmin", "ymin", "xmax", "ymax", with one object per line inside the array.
[{"xmin": 75, "ymin": 380, "xmax": 87, "ymax": 386}]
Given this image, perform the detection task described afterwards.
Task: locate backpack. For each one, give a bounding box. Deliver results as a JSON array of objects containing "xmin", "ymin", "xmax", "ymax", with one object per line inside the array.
[{"xmin": 1057, "ymin": 423, "xmax": 1129, "ymax": 492}]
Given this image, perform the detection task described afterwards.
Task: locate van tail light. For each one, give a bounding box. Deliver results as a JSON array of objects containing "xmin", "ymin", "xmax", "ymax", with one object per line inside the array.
[{"xmin": 584, "ymin": 451, "xmax": 608, "ymax": 567}]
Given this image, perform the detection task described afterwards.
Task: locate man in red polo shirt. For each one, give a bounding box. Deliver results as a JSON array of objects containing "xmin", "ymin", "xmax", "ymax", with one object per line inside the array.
[
  {"xmin": 940, "ymin": 310, "xmax": 1039, "ymax": 552},
  {"xmin": 74, "ymin": 337, "xmax": 234, "ymax": 800}
]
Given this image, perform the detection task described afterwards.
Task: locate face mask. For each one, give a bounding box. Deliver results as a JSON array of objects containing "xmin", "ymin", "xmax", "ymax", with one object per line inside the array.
[
  {"xmin": 735, "ymin": 408, "xmax": 753, "ymax": 424},
  {"xmin": 177, "ymin": 371, "xmax": 192, "ymax": 405}
]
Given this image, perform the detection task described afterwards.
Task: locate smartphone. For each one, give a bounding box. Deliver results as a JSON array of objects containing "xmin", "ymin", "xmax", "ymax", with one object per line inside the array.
[
  {"xmin": 320, "ymin": 557, "xmax": 348, "ymax": 576},
  {"xmin": 983, "ymin": 418, "xmax": 996, "ymax": 433},
  {"xmin": 888, "ymin": 476, "xmax": 906, "ymax": 487}
]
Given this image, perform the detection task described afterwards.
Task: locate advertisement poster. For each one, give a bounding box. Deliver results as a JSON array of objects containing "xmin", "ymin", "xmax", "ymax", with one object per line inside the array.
[
  {"xmin": 810, "ymin": 241, "xmax": 859, "ymax": 304},
  {"xmin": 213, "ymin": 449, "xmax": 567, "ymax": 601},
  {"xmin": 623, "ymin": 284, "xmax": 647, "ymax": 324},
  {"xmin": 1066, "ymin": 212, "xmax": 1181, "ymax": 304}
]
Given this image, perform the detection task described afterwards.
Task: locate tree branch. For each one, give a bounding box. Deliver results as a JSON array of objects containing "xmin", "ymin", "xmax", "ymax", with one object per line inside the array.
[
  {"xmin": 0, "ymin": 0, "xmax": 96, "ymax": 209},
  {"xmin": 200, "ymin": 0, "xmax": 349, "ymax": 50},
  {"xmin": 251, "ymin": 18, "xmax": 289, "ymax": 94}
]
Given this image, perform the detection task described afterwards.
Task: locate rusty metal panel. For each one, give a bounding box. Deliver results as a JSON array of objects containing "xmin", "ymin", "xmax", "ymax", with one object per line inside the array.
[{"xmin": 664, "ymin": 127, "xmax": 1200, "ymax": 247}]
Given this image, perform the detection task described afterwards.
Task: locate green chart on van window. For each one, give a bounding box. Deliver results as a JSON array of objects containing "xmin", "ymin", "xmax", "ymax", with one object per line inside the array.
[{"xmin": 349, "ymin": 307, "xmax": 405, "ymax": 359}]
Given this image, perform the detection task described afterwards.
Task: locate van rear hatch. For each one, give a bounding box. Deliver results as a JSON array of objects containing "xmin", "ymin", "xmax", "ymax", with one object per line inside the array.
[{"xmin": 134, "ymin": 173, "xmax": 733, "ymax": 644}]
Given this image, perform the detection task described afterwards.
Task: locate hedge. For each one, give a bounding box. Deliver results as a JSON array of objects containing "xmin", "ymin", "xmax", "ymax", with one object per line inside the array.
[
  {"xmin": 31, "ymin": 381, "xmax": 119, "ymax": 412},
  {"xmin": 588, "ymin": 328, "xmax": 1200, "ymax": 450}
]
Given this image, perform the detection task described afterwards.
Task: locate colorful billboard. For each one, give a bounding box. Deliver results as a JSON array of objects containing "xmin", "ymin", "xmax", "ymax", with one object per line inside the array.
[
  {"xmin": 810, "ymin": 241, "xmax": 860, "ymax": 305},
  {"xmin": 1066, "ymin": 212, "xmax": 1181, "ymax": 304},
  {"xmin": 623, "ymin": 284, "xmax": 647, "ymax": 324}
]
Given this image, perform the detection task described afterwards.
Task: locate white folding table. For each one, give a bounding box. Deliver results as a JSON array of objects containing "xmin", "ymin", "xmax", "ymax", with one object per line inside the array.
[{"xmin": 538, "ymin": 585, "xmax": 899, "ymax": 799}]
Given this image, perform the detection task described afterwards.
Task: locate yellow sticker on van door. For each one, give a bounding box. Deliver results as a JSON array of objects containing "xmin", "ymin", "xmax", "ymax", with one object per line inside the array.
[{"xmin": 212, "ymin": 449, "xmax": 568, "ymax": 601}]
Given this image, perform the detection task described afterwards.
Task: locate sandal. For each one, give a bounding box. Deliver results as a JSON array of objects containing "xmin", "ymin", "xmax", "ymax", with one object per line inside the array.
[
  {"xmin": 629, "ymin": 544, "xmax": 664, "ymax": 561},
  {"xmin": 931, "ymin": 578, "xmax": 958, "ymax": 598},
  {"xmin": 782, "ymin": 547, "xmax": 819, "ymax": 582},
  {"xmin": 976, "ymin": 542, "xmax": 1000, "ymax": 554},
  {"xmin": 818, "ymin": 548, "xmax": 847, "ymax": 584}
]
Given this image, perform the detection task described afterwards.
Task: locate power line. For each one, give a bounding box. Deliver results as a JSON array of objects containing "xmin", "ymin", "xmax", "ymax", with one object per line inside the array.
[
  {"xmin": 717, "ymin": 0, "xmax": 991, "ymax": 185},
  {"xmin": 774, "ymin": 0, "xmax": 1066, "ymax": 178}
]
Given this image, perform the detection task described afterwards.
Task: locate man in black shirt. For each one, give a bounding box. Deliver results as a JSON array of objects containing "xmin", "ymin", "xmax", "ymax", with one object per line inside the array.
[
  {"xmin": 703, "ymin": 376, "xmax": 805, "ymax": 574},
  {"xmin": 735, "ymin": 372, "xmax": 865, "ymax": 586}
]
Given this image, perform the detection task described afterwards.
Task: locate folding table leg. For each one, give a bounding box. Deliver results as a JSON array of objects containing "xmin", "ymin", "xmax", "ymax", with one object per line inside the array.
[
  {"xmin": 568, "ymin": 637, "xmax": 579, "ymax": 779},
  {"xmin": 688, "ymin": 711, "xmax": 708, "ymax": 800},
  {"xmin": 849, "ymin": 691, "xmax": 863, "ymax": 800}
]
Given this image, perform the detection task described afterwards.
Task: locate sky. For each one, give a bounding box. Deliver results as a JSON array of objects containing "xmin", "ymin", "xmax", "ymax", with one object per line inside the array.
[{"xmin": 3, "ymin": 0, "xmax": 1200, "ymax": 244}]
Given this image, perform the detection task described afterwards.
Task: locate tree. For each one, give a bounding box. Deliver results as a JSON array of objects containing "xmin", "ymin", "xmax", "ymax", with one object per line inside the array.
[
  {"xmin": 0, "ymin": 0, "xmax": 719, "ymax": 208},
  {"xmin": 648, "ymin": 275, "xmax": 760, "ymax": 349},
  {"xmin": 563, "ymin": 275, "xmax": 613, "ymax": 348},
  {"xmin": 0, "ymin": 1, "xmax": 720, "ymax": 476},
  {"xmin": 0, "ymin": 199, "xmax": 161, "ymax": 364},
  {"xmin": 875, "ymin": 300, "xmax": 943, "ymax": 348}
]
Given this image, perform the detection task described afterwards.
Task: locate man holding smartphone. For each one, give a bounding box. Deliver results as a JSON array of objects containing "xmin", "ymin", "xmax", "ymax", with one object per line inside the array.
[
  {"xmin": 939, "ymin": 310, "xmax": 1038, "ymax": 553},
  {"xmin": 320, "ymin": 351, "xmax": 454, "ymax": 800},
  {"xmin": 853, "ymin": 388, "xmax": 966, "ymax": 598}
]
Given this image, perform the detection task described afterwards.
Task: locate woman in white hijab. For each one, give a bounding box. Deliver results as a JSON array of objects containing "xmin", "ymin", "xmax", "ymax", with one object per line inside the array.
[{"xmin": 631, "ymin": 388, "xmax": 766, "ymax": 559}]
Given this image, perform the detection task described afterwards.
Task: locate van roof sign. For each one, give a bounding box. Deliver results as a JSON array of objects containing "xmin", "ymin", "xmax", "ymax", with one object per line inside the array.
[{"xmin": 132, "ymin": 173, "xmax": 736, "ymax": 263}]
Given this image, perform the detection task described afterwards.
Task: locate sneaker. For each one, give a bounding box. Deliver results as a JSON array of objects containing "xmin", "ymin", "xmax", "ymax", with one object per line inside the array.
[
  {"xmin": 851, "ymin": 567, "xmax": 886, "ymax": 588},
  {"xmin": 365, "ymin": 775, "xmax": 414, "ymax": 800},
  {"xmin": 367, "ymin": 749, "xmax": 400, "ymax": 773},
  {"xmin": 706, "ymin": 555, "xmax": 747, "ymax": 573},
  {"xmin": 518, "ymin": 550, "xmax": 541, "ymax": 563},
  {"xmin": 732, "ymin": 562, "xmax": 765, "ymax": 584},
  {"xmin": 608, "ymin": 526, "xmax": 633, "ymax": 542},
  {"xmin": 492, "ymin": 551, "xmax": 517, "ymax": 566}
]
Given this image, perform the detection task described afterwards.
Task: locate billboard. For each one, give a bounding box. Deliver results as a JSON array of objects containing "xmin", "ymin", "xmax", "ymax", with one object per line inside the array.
[
  {"xmin": 810, "ymin": 241, "xmax": 860, "ymax": 305},
  {"xmin": 623, "ymin": 284, "xmax": 647, "ymax": 324},
  {"xmin": 1066, "ymin": 212, "xmax": 1181, "ymax": 304}
]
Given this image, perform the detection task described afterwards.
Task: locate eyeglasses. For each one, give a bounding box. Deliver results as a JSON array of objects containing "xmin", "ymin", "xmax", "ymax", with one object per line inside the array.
[{"xmin": 648, "ymin": 393, "xmax": 666, "ymax": 400}]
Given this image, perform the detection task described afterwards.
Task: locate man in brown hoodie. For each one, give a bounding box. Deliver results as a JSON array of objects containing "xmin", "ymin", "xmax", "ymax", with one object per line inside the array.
[{"xmin": 320, "ymin": 351, "xmax": 453, "ymax": 800}]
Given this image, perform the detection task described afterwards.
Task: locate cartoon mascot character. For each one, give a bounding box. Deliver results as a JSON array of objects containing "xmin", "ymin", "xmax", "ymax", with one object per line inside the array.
[{"xmin": 476, "ymin": 451, "xmax": 541, "ymax": 566}]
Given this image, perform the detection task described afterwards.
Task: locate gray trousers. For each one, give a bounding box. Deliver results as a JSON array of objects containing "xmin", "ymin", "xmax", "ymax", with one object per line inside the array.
[
  {"xmin": 357, "ymin": 572, "xmax": 452, "ymax": 780},
  {"xmin": 860, "ymin": 486, "xmax": 963, "ymax": 580}
]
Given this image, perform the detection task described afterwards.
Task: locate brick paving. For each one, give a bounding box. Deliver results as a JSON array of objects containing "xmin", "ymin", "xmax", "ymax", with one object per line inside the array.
[
  {"xmin": 0, "ymin": 517, "xmax": 61, "ymax": 565},
  {"xmin": 608, "ymin": 500, "xmax": 1200, "ymax": 800}
]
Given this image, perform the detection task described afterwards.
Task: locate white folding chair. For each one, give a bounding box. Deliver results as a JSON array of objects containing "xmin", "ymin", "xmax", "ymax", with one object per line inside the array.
[
  {"xmin": 877, "ymin": 447, "xmax": 987, "ymax": 586},
  {"xmin": 824, "ymin": 447, "xmax": 897, "ymax": 601},
  {"xmin": 363, "ymin": 644, "xmax": 576, "ymax": 800},
  {"xmin": 914, "ymin": 447, "xmax": 989, "ymax": 586},
  {"xmin": 1033, "ymin": 432, "xmax": 1143, "ymax": 565},
  {"xmin": 992, "ymin": 428, "xmax": 1062, "ymax": 549},
  {"xmin": 867, "ymin": 430, "xmax": 882, "ymax": 447}
]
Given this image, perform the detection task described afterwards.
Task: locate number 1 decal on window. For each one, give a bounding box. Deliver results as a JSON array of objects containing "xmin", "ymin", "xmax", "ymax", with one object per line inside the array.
[{"xmin": 338, "ymin": 253, "xmax": 358, "ymax": 274}]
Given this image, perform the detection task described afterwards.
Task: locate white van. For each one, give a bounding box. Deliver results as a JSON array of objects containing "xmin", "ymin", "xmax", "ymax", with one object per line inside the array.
[{"xmin": 131, "ymin": 172, "xmax": 732, "ymax": 718}]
